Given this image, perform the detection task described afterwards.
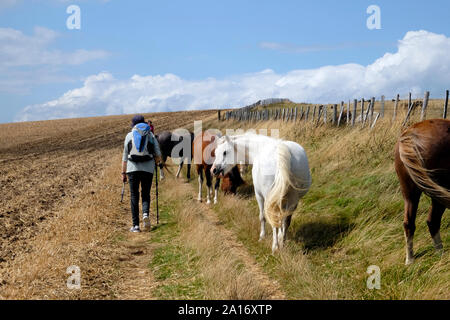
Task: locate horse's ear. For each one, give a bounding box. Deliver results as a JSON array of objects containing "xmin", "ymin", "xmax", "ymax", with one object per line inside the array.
[
  {"xmin": 224, "ymin": 135, "xmax": 231, "ymax": 143},
  {"xmin": 210, "ymin": 135, "xmax": 216, "ymax": 142}
]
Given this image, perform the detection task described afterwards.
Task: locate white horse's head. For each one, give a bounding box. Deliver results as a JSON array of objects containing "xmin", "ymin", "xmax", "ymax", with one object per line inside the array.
[{"xmin": 211, "ymin": 135, "xmax": 236, "ymax": 177}]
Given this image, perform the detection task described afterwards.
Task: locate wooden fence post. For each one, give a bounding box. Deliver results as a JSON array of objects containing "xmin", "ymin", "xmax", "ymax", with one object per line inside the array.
[
  {"xmin": 380, "ymin": 95, "xmax": 385, "ymax": 118},
  {"xmin": 408, "ymin": 92, "xmax": 412, "ymax": 110},
  {"xmin": 403, "ymin": 104, "xmax": 414, "ymax": 127},
  {"xmin": 332, "ymin": 104, "xmax": 337, "ymax": 125},
  {"xmin": 323, "ymin": 105, "xmax": 328, "ymax": 124},
  {"xmin": 393, "ymin": 94, "xmax": 399, "ymax": 122},
  {"xmin": 370, "ymin": 97, "xmax": 375, "ymax": 121},
  {"xmin": 337, "ymin": 101, "xmax": 344, "ymax": 126},
  {"xmin": 346, "ymin": 100, "xmax": 350, "ymax": 125},
  {"xmin": 360, "ymin": 99, "xmax": 365, "ymax": 124},
  {"xmin": 306, "ymin": 106, "xmax": 310, "ymax": 121},
  {"xmin": 313, "ymin": 106, "xmax": 316, "ymax": 121},
  {"xmin": 316, "ymin": 106, "xmax": 323, "ymax": 126},
  {"xmin": 363, "ymin": 100, "xmax": 371, "ymax": 127},
  {"xmin": 352, "ymin": 99, "xmax": 357, "ymax": 126},
  {"xmin": 444, "ymin": 90, "xmax": 449, "ymax": 119},
  {"xmin": 371, "ymin": 113, "xmax": 380, "ymax": 130},
  {"xmin": 420, "ymin": 91, "xmax": 430, "ymax": 121}
]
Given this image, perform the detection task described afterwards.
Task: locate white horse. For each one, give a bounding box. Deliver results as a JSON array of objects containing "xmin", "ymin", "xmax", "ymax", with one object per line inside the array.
[{"xmin": 211, "ymin": 133, "xmax": 311, "ymax": 252}]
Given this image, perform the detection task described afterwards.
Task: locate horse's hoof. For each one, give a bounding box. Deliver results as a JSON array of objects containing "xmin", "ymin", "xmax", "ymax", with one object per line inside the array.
[
  {"xmin": 197, "ymin": 199, "xmax": 202, "ymax": 203},
  {"xmin": 213, "ymin": 200, "xmax": 218, "ymax": 205},
  {"xmin": 405, "ymin": 257, "xmax": 415, "ymax": 265},
  {"xmin": 206, "ymin": 200, "xmax": 211, "ymax": 205}
]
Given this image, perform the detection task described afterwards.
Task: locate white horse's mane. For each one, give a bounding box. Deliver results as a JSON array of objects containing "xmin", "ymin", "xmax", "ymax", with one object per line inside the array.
[{"xmin": 217, "ymin": 132, "xmax": 282, "ymax": 146}]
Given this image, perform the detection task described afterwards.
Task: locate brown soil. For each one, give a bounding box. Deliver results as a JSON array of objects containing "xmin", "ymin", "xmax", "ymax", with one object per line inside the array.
[{"xmin": 0, "ymin": 110, "xmax": 216, "ymax": 298}]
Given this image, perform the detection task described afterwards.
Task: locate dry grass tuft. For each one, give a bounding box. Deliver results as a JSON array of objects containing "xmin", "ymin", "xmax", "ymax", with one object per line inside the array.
[
  {"xmin": 162, "ymin": 177, "xmax": 283, "ymax": 299},
  {"xmin": 204, "ymin": 111, "xmax": 449, "ymax": 299}
]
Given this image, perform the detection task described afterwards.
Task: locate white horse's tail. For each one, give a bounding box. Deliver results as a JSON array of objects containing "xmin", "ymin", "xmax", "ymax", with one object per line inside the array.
[{"xmin": 264, "ymin": 143, "xmax": 303, "ymax": 228}]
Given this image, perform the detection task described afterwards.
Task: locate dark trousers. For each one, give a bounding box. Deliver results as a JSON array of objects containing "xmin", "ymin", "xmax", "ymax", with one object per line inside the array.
[{"xmin": 127, "ymin": 171, "xmax": 153, "ymax": 226}]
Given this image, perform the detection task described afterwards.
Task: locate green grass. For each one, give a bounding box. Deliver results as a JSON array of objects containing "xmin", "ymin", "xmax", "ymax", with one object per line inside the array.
[
  {"xmin": 147, "ymin": 194, "xmax": 206, "ymax": 299},
  {"xmin": 203, "ymin": 117, "xmax": 449, "ymax": 299}
]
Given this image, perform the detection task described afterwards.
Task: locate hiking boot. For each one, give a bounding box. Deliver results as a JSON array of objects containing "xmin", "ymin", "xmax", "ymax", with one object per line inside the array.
[
  {"xmin": 130, "ymin": 225, "xmax": 141, "ymax": 233},
  {"xmin": 143, "ymin": 214, "xmax": 151, "ymax": 231}
]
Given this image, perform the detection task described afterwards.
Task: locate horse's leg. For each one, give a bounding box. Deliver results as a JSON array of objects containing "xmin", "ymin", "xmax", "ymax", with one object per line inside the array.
[
  {"xmin": 160, "ymin": 155, "xmax": 167, "ymax": 180},
  {"xmin": 197, "ymin": 168, "xmax": 203, "ymax": 202},
  {"xmin": 187, "ymin": 163, "xmax": 191, "ymax": 181},
  {"xmin": 403, "ymin": 190, "xmax": 421, "ymax": 265},
  {"xmin": 281, "ymin": 215, "xmax": 292, "ymax": 242},
  {"xmin": 255, "ymin": 193, "xmax": 266, "ymax": 241},
  {"xmin": 277, "ymin": 226, "xmax": 284, "ymax": 249},
  {"xmin": 205, "ymin": 168, "xmax": 212, "ymax": 204},
  {"xmin": 213, "ymin": 177, "xmax": 220, "ymax": 204},
  {"xmin": 426, "ymin": 199, "xmax": 445, "ymax": 251},
  {"xmin": 272, "ymin": 226, "xmax": 279, "ymax": 253},
  {"xmin": 176, "ymin": 160, "xmax": 184, "ymax": 178}
]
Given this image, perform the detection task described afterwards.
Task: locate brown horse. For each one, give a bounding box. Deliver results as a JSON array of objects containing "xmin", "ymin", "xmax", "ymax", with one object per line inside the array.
[
  {"xmin": 193, "ymin": 131, "xmax": 244, "ymax": 203},
  {"xmin": 221, "ymin": 165, "xmax": 245, "ymax": 195},
  {"xmin": 394, "ymin": 119, "xmax": 450, "ymax": 265},
  {"xmin": 193, "ymin": 131, "xmax": 222, "ymax": 204}
]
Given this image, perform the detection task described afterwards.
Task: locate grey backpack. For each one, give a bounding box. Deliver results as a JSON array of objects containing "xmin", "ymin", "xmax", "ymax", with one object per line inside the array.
[{"xmin": 127, "ymin": 123, "xmax": 155, "ymax": 162}]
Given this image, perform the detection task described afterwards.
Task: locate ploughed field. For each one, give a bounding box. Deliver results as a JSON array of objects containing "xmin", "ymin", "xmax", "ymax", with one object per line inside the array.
[{"xmin": 0, "ymin": 111, "xmax": 215, "ymax": 266}]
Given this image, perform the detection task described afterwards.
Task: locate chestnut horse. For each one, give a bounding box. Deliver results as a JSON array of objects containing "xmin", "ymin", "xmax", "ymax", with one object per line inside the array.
[
  {"xmin": 193, "ymin": 131, "xmax": 244, "ymax": 203},
  {"xmin": 193, "ymin": 131, "xmax": 222, "ymax": 204},
  {"xmin": 221, "ymin": 165, "xmax": 245, "ymax": 195},
  {"xmin": 395, "ymin": 119, "xmax": 449, "ymax": 265}
]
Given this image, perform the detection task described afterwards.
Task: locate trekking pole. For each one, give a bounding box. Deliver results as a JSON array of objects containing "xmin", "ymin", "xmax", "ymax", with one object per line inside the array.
[
  {"xmin": 120, "ymin": 182, "xmax": 126, "ymax": 203},
  {"xmin": 155, "ymin": 161, "xmax": 159, "ymax": 224}
]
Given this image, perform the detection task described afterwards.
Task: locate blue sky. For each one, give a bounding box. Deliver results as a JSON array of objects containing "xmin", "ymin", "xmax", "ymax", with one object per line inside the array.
[{"xmin": 1, "ymin": 0, "xmax": 450, "ymax": 122}]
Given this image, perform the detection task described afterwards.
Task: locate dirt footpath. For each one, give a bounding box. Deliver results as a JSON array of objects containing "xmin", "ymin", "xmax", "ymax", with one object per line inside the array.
[{"xmin": 0, "ymin": 110, "xmax": 215, "ymax": 299}]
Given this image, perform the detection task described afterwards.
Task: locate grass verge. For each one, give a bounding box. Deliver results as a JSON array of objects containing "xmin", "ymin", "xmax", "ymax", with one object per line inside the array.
[{"xmin": 202, "ymin": 114, "xmax": 449, "ymax": 299}]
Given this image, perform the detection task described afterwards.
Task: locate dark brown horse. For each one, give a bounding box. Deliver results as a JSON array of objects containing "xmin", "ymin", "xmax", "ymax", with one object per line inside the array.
[
  {"xmin": 156, "ymin": 130, "xmax": 194, "ymax": 181},
  {"xmin": 394, "ymin": 119, "xmax": 450, "ymax": 265}
]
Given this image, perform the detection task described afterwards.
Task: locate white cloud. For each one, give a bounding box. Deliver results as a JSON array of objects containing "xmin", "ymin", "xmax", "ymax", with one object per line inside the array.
[
  {"xmin": 0, "ymin": 26, "xmax": 108, "ymax": 94},
  {"xmin": 0, "ymin": 26, "xmax": 108, "ymax": 68},
  {"xmin": 16, "ymin": 30, "xmax": 450, "ymax": 122}
]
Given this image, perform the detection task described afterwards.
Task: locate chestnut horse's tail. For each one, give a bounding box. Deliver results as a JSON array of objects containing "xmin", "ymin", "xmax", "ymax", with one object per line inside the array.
[{"xmin": 398, "ymin": 133, "xmax": 450, "ymax": 202}]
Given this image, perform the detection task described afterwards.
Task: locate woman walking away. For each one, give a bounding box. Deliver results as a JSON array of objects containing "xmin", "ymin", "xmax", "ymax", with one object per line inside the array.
[{"xmin": 122, "ymin": 115, "xmax": 162, "ymax": 232}]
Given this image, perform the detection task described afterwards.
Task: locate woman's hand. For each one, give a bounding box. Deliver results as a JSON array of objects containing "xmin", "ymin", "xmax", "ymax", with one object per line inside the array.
[{"xmin": 121, "ymin": 172, "xmax": 127, "ymax": 183}]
